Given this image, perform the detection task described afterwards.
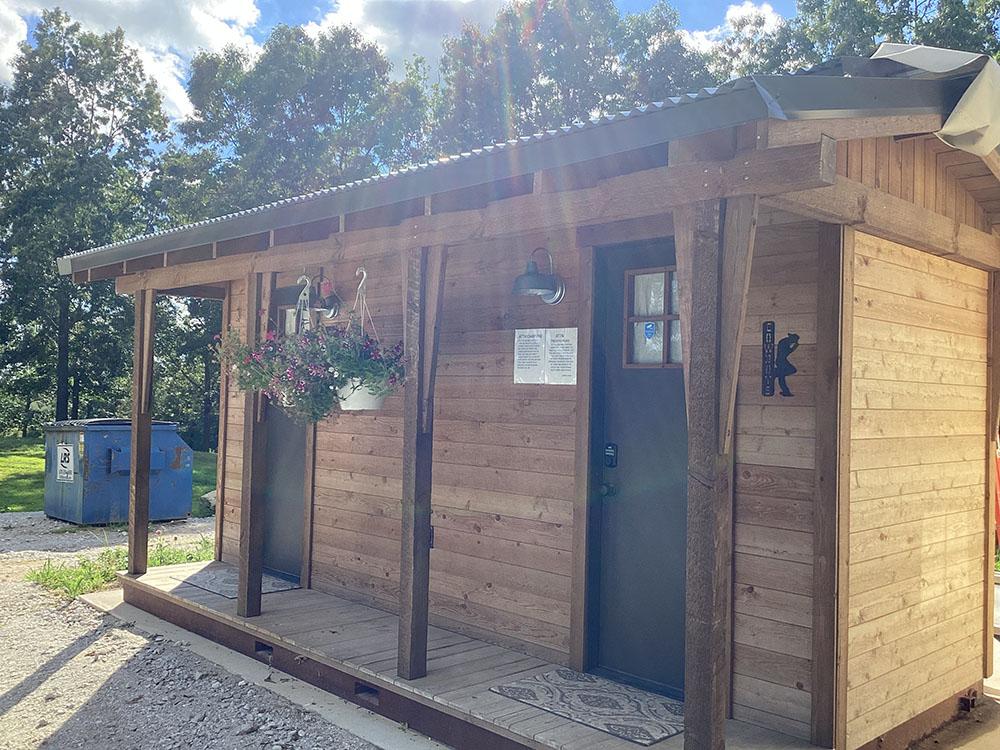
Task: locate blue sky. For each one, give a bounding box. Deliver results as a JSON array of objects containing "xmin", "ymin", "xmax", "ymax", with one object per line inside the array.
[{"xmin": 0, "ymin": 0, "xmax": 793, "ymax": 118}]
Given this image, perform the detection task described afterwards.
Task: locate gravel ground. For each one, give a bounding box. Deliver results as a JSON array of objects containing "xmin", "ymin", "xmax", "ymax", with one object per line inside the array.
[
  {"xmin": 0, "ymin": 513, "xmax": 381, "ymax": 750},
  {"xmin": 0, "ymin": 511, "xmax": 214, "ymax": 560}
]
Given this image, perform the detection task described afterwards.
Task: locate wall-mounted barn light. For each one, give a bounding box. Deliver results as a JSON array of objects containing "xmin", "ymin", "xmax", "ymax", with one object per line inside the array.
[{"xmin": 511, "ymin": 247, "xmax": 565, "ymax": 305}]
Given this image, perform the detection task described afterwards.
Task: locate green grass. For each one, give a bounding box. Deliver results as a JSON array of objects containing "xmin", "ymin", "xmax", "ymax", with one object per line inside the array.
[
  {"xmin": 190, "ymin": 450, "xmax": 217, "ymax": 518},
  {"xmin": 0, "ymin": 437, "xmax": 217, "ymax": 517},
  {"xmin": 27, "ymin": 536, "xmax": 214, "ymax": 598},
  {"xmin": 0, "ymin": 437, "xmax": 46, "ymax": 512}
]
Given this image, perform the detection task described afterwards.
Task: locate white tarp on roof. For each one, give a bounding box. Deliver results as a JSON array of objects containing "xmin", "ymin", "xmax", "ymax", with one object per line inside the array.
[{"xmin": 873, "ymin": 42, "xmax": 1000, "ymax": 157}]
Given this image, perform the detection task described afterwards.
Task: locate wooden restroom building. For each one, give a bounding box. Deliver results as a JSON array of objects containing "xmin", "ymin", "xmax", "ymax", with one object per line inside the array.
[{"xmin": 57, "ymin": 43, "xmax": 1000, "ymax": 750}]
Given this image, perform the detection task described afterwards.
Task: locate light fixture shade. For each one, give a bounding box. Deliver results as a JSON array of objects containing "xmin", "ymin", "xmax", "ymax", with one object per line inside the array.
[{"xmin": 512, "ymin": 253, "xmax": 565, "ymax": 305}]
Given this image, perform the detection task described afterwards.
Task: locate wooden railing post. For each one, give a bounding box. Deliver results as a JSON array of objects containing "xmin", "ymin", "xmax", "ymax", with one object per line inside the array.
[
  {"xmin": 398, "ymin": 245, "xmax": 448, "ymax": 680},
  {"xmin": 676, "ymin": 195, "xmax": 758, "ymax": 750},
  {"xmin": 237, "ymin": 271, "xmax": 267, "ymax": 618},
  {"xmin": 128, "ymin": 287, "xmax": 156, "ymax": 575}
]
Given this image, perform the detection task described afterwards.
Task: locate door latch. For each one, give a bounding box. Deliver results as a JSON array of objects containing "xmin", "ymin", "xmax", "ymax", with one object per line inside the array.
[{"xmin": 604, "ymin": 442, "xmax": 618, "ymax": 468}]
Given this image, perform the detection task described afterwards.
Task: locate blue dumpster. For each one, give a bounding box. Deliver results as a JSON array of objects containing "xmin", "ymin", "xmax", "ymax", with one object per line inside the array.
[{"xmin": 43, "ymin": 419, "xmax": 193, "ymax": 525}]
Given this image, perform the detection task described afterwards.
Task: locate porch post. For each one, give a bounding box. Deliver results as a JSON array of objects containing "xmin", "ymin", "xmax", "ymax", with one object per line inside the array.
[
  {"xmin": 128, "ymin": 287, "xmax": 156, "ymax": 575},
  {"xmin": 237, "ymin": 271, "xmax": 266, "ymax": 618},
  {"xmin": 398, "ymin": 244, "xmax": 448, "ymax": 680},
  {"xmin": 676, "ymin": 195, "xmax": 758, "ymax": 750}
]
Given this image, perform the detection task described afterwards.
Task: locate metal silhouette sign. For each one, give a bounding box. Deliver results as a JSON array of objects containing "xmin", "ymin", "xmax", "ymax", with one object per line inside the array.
[{"xmin": 761, "ymin": 321, "xmax": 799, "ymax": 397}]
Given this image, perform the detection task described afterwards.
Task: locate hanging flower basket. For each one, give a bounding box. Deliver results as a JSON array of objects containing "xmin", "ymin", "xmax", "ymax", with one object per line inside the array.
[
  {"xmin": 216, "ymin": 322, "xmax": 404, "ymax": 423},
  {"xmin": 337, "ymin": 378, "xmax": 387, "ymax": 411}
]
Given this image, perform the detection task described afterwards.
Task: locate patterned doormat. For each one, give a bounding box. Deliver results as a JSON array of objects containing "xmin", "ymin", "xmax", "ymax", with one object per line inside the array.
[
  {"xmin": 171, "ymin": 563, "xmax": 299, "ymax": 599},
  {"xmin": 491, "ymin": 668, "xmax": 683, "ymax": 745}
]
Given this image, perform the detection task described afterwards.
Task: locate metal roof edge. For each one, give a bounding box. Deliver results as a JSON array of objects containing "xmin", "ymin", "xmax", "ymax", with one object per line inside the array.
[{"xmin": 59, "ymin": 73, "xmax": 965, "ymax": 276}]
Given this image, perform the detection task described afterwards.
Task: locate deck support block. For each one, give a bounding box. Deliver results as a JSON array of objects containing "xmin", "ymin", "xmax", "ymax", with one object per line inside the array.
[
  {"xmin": 678, "ymin": 195, "xmax": 757, "ymax": 750},
  {"xmin": 398, "ymin": 245, "xmax": 448, "ymax": 680},
  {"xmin": 237, "ymin": 271, "xmax": 267, "ymax": 618},
  {"xmin": 128, "ymin": 287, "xmax": 156, "ymax": 575}
]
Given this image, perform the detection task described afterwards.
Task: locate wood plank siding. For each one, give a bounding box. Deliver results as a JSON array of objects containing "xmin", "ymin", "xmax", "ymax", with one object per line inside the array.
[
  {"xmin": 837, "ymin": 135, "xmax": 995, "ymax": 233},
  {"xmin": 731, "ymin": 220, "xmax": 819, "ymax": 740},
  {"xmin": 843, "ymin": 232, "xmax": 988, "ymax": 748},
  {"xmin": 277, "ymin": 231, "xmax": 581, "ymax": 659}
]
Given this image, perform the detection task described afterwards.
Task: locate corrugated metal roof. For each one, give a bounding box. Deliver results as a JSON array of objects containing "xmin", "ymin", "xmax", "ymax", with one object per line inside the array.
[{"xmin": 56, "ymin": 44, "xmax": 991, "ymax": 276}]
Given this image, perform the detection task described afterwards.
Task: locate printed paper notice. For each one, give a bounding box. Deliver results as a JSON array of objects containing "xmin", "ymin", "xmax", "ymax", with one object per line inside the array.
[
  {"xmin": 514, "ymin": 328, "xmax": 577, "ymax": 385},
  {"xmin": 56, "ymin": 443, "xmax": 74, "ymax": 482}
]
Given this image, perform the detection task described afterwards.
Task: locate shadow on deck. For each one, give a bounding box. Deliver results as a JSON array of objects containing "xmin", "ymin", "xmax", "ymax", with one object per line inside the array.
[{"xmin": 119, "ymin": 561, "xmax": 815, "ymax": 750}]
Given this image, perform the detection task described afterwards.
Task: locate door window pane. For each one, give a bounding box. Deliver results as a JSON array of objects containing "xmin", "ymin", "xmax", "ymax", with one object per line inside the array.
[
  {"xmin": 632, "ymin": 273, "xmax": 665, "ymax": 316},
  {"xmin": 669, "ymin": 272, "xmax": 680, "ymax": 315},
  {"xmin": 668, "ymin": 319, "xmax": 683, "ymax": 363},
  {"xmin": 632, "ymin": 321, "xmax": 663, "ymax": 364}
]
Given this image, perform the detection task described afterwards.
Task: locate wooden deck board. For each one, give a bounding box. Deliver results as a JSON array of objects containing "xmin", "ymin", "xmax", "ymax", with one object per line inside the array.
[{"xmin": 120, "ymin": 561, "xmax": 814, "ymax": 750}]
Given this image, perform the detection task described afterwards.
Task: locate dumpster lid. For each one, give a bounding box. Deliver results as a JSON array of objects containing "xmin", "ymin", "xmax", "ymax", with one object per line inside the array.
[{"xmin": 44, "ymin": 418, "xmax": 178, "ymax": 430}]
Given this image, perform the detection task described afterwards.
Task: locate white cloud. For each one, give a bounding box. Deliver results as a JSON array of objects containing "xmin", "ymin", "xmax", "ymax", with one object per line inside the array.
[
  {"xmin": 305, "ymin": 0, "xmax": 504, "ymax": 79},
  {"xmin": 1, "ymin": 0, "xmax": 262, "ymax": 117},
  {"xmin": 0, "ymin": 1, "xmax": 27, "ymax": 85},
  {"xmin": 681, "ymin": 1, "xmax": 783, "ymax": 55}
]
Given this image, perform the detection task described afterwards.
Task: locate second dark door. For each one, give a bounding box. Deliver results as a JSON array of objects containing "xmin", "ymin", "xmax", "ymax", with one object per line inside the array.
[
  {"xmin": 262, "ymin": 405, "xmax": 305, "ymax": 581},
  {"xmin": 590, "ymin": 238, "xmax": 688, "ymax": 699}
]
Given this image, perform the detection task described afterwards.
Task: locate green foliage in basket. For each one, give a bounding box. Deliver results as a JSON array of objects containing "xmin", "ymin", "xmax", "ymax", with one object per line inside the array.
[{"xmin": 216, "ymin": 322, "xmax": 405, "ymax": 423}]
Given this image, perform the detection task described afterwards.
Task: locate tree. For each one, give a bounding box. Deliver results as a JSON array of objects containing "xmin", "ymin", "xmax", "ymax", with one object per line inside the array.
[
  {"xmin": 713, "ymin": 0, "xmax": 1000, "ymax": 80},
  {"xmin": 177, "ymin": 24, "xmax": 430, "ymax": 215},
  {"xmin": 0, "ymin": 10, "xmax": 167, "ymax": 425},
  {"xmin": 617, "ymin": 1, "xmax": 716, "ymax": 104},
  {"xmin": 431, "ymin": 0, "xmax": 714, "ymax": 154}
]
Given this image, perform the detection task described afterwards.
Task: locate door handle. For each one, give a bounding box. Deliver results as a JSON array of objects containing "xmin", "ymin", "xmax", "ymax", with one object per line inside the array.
[{"xmin": 598, "ymin": 482, "xmax": 617, "ymax": 498}]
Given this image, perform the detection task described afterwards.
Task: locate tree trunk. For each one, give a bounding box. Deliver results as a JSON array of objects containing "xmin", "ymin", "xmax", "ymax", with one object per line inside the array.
[
  {"xmin": 70, "ymin": 372, "xmax": 81, "ymax": 420},
  {"xmin": 20, "ymin": 395, "xmax": 31, "ymax": 438},
  {"xmin": 55, "ymin": 289, "xmax": 70, "ymax": 421}
]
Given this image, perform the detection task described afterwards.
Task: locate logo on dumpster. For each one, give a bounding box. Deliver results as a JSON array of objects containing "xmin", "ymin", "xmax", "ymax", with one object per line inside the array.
[{"xmin": 56, "ymin": 444, "xmax": 75, "ymax": 482}]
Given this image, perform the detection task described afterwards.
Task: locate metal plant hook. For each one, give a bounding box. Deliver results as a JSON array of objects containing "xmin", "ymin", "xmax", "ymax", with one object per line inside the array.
[
  {"xmin": 351, "ymin": 265, "xmax": 379, "ymax": 341},
  {"xmin": 295, "ymin": 274, "xmax": 312, "ymax": 332}
]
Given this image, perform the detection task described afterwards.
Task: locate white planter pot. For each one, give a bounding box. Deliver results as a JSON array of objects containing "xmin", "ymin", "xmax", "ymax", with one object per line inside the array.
[{"xmin": 337, "ymin": 379, "xmax": 386, "ymax": 411}]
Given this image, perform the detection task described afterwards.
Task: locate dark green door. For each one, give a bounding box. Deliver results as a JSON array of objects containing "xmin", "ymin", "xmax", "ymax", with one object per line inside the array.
[
  {"xmin": 262, "ymin": 406, "xmax": 305, "ymax": 581},
  {"xmin": 590, "ymin": 239, "xmax": 688, "ymax": 699}
]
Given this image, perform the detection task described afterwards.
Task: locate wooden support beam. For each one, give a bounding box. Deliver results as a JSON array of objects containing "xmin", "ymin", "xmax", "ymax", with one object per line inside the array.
[
  {"xmin": 113, "ymin": 139, "xmax": 835, "ymax": 295},
  {"xmin": 398, "ymin": 244, "xmax": 448, "ymax": 680},
  {"xmin": 766, "ymin": 175, "xmax": 1000, "ymax": 270},
  {"xmin": 766, "ymin": 113, "xmax": 944, "ymax": 147},
  {"xmin": 160, "ymin": 284, "xmax": 227, "ymax": 299},
  {"xmin": 813, "ymin": 225, "xmax": 853, "ymax": 748},
  {"xmin": 682, "ymin": 195, "xmax": 757, "ymax": 750},
  {"xmin": 128, "ymin": 288, "xmax": 156, "ymax": 575},
  {"xmin": 718, "ymin": 195, "xmax": 758, "ymax": 455},
  {"xmin": 237, "ymin": 271, "xmax": 266, "ymax": 618}
]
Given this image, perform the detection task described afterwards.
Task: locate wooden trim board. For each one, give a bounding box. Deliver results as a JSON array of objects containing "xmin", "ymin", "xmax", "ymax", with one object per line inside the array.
[
  {"xmin": 812, "ymin": 224, "xmax": 851, "ymax": 747},
  {"xmin": 214, "ymin": 282, "xmax": 232, "ymax": 562},
  {"xmin": 569, "ymin": 244, "xmax": 595, "ymax": 671},
  {"xmin": 986, "ymin": 271, "xmax": 999, "ymax": 677}
]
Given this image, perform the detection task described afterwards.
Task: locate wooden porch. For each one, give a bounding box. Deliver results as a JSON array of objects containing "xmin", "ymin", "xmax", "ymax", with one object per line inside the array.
[{"xmin": 120, "ymin": 561, "xmax": 814, "ymax": 750}]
